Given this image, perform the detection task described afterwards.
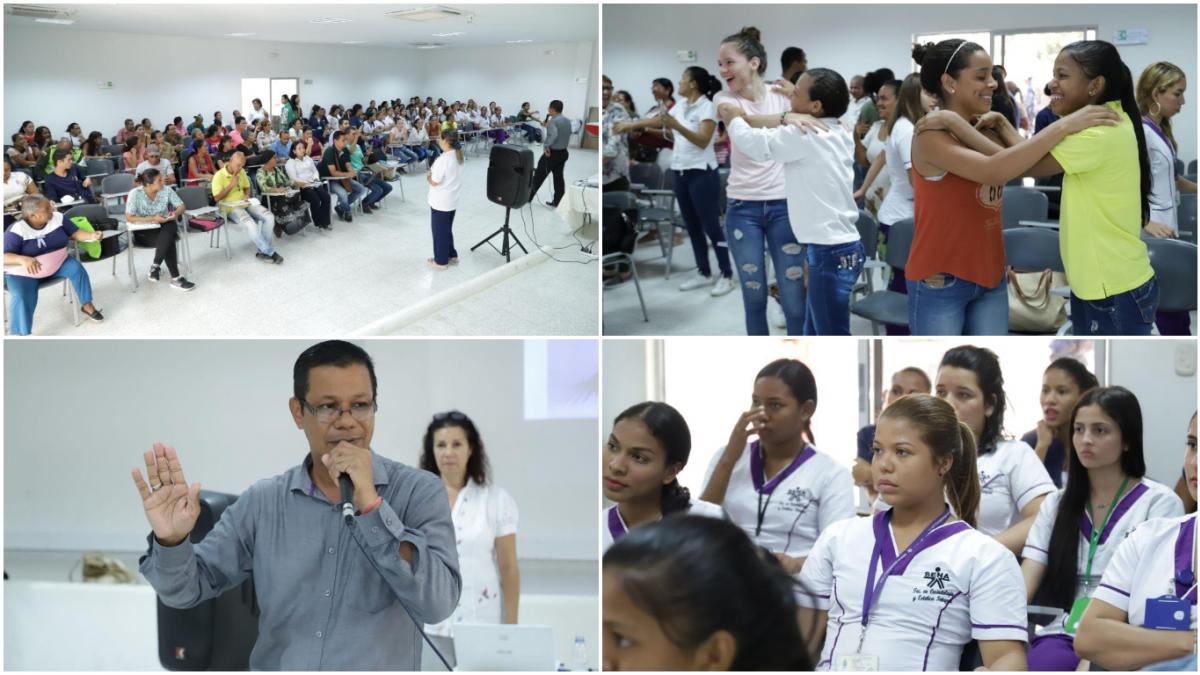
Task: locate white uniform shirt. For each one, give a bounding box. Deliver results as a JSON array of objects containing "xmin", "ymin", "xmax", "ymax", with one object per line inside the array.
[
  {"xmin": 5, "ymin": 171, "xmax": 33, "ymax": 206},
  {"xmin": 427, "ymin": 152, "xmax": 463, "ymax": 212},
  {"xmin": 976, "ymin": 439, "xmax": 1057, "ymax": 537},
  {"xmin": 840, "ymin": 97, "xmax": 870, "ymax": 131},
  {"xmin": 1023, "ymin": 479, "xmax": 1183, "ymax": 635},
  {"xmin": 1143, "ymin": 121, "xmax": 1178, "ymax": 230},
  {"xmin": 702, "ymin": 442, "xmax": 855, "ymax": 557},
  {"xmin": 601, "ymin": 499, "xmax": 726, "ymax": 552},
  {"xmin": 864, "ymin": 120, "xmax": 887, "ymax": 165},
  {"xmin": 727, "ymin": 116, "xmax": 861, "ymax": 246},
  {"xmin": 667, "ymin": 97, "xmax": 718, "ymax": 171},
  {"xmin": 426, "ymin": 480, "xmax": 518, "ymax": 637},
  {"xmin": 878, "ymin": 117, "xmax": 915, "ymax": 225},
  {"xmin": 1093, "ymin": 513, "xmax": 1196, "ymax": 630},
  {"xmin": 799, "ymin": 510, "xmax": 1028, "ymax": 671}
]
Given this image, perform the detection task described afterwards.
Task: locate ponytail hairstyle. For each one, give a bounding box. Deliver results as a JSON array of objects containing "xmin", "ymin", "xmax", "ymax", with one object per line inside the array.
[
  {"xmin": 939, "ymin": 345, "xmax": 1007, "ymax": 452},
  {"xmin": 604, "ymin": 516, "xmax": 812, "ymax": 671},
  {"xmin": 887, "ymin": 72, "xmax": 929, "ymax": 136},
  {"xmin": 805, "ymin": 68, "xmax": 850, "ymax": 119},
  {"xmin": 684, "ymin": 66, "xmax": 723, "ymax": 101},
  {"xmin": 135, "ymin": 167, "xmax": 161, "ymax": 187},
  {"xmin": 1059, "ymin": 40, "xmax": 1151, "ymax": 225},
  {"xmin": 879, "ymin": 394, "xmax": 980, "ymax": 528},
  {"xmin": 755, "ymin": 358, "xmax": 818, "ymax": 445},
  {"xmin": 720, "ymin": 26, "xmax": 768, "ymax": 77},
  {"xmin": 613, "ymin": 401, "xmax": 693, "ymax": 516},
  {"xmin": 1033, "ymin": 386, "xmax": 1147, "ymax": 612},
  {"xmin": 1136, "ymin": 61, "xmax": 1186, "ymax": 151},
  {"xmin": 912, "ymin": 39, "xmax": 988, "ymax": 103},
  {"xmin": 441, "ymin": 128, "xmax": 464, "ymax": 164}
]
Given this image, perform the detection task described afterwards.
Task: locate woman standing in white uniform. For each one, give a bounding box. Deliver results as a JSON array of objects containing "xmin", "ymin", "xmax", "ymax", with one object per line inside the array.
[
  {"xmin": 422, "ymin": 411, "xmax": 520, "ymax": 641},
  {"xmin": 603, "ymin": 401, "xmax": 724, "ymax": 551},
  {"xmin": 800, "ymin": 394, "xmax": 1028, "ymax": 671},
  {"xmin": 1075, "ymin": 412, "xmax": 1197, "ymax": 670},
  {"xmin": 937, "ymin": 345, "xmax": 1057, "ymax": 553},
  {"xmin": 1022, "ymin": 387, "xmax": 1184, "ymax": 670}
]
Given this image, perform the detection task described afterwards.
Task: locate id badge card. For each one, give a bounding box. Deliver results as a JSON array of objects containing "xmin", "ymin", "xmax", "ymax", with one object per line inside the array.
[
  {"xmin": 834, "ymin": 654, "xmax": 879, "ymax": 671},
  {"xmin": 1064, "ymin": 597, "xmax": 1090, "ymax": 635},
  {"xmin": 1144, "ymin": 595, "xmax": 1191, "ymax": 631}
]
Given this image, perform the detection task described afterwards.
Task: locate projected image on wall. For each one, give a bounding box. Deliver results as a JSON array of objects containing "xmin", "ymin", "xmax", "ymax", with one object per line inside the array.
[{"xmin": 524, "ymin": 340, "xmax": 599, "ymax": 420}]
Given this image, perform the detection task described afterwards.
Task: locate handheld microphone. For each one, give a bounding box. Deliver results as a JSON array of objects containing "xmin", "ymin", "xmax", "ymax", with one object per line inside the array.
[{"xmin": 339, "ymin": 474, "xmax": 355, "ymax": 524}]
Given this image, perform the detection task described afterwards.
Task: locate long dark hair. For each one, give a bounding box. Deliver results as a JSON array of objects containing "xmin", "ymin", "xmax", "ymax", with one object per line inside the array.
[
  {"xmin": 756, "ymin": 358, "xmax": 818, "ymax": 444},
  {"xmin": 604, "ymin": 516, "xmax": 811, "ymax": 670},
  {"xmin": 684, "ymin": 66, "xmax": 722, "ymax": 101},
  {"xmin": 420, "ymin": 410, "xmax": 490, "ymax": 485},
  {"xmin": 1060, "ymin": 40, "xmax": 1151, "ymax": 225},
  {"xmin": 939, "ymin": 345, "xmax": 1006, "ymax": 452},
  {"xmin": 1033, "ymin": 386, "xmax": 1147, "ymax": 612},
  {"xmin": 652, "ymin": 77, "xmax": 676, "ymax": 102},
  {"xmin": 614, "ymin": 401, "xmax": 693, "ymax": 515},
  {"xmin": 879, "ymin": 394, "xmax": 980, "ymax": 528}
]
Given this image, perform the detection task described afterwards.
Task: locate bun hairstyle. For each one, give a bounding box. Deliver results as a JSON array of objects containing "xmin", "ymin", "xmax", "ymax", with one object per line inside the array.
[
  {"xmin": 684, "ymin": 66, "xmax": 723, "ymax": 100},
  {"xmin": 1060, "ymin": 40, "xmax": 1151, "ymax": 225},
  {"xmin": 1035, "ymin": 386, "xmax": 1147, "ymax": 613},
  {"xmin": 805, "ymin": 68, "xmax": 851, "ymax": 119},
  {"xmin": 721, "ymin": 26, "xmax": 768, "ymax": 76},
  {"xmin": 604, "ymin": 516, "xmax": 812, "ymax": 671},
  {"xmin": 134, "ymin": 167, "xmax": 161, "ymax": 186},
  {"xmin": 879, "ymin": 394, "xmax": 981, "ymax": 528},
  {"xmin": 1136, "ymin": 61, "xmax": 1186, "ymax": 150},
  {"xmin": 755, "ymin": 359, "xmax": 818, "ymax": 444},
  {"xmin": 614, "ymin": 401, "xmax": 694, "ymax": 515},
  {"xmin": 912, "ymin": 39, "xmax": 987, "ymax": 102}
]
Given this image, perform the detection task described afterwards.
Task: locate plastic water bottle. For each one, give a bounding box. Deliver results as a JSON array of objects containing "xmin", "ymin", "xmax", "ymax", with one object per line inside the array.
[{"xmin": 571, "ymin": 635, "xmax": 588, "ymax": 671}]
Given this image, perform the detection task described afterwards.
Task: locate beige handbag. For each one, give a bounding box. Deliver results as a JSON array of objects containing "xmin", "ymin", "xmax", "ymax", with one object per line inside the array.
[{"xmin": 1007, "ymin": 267, "xmax": 1068, "ymax": 332}]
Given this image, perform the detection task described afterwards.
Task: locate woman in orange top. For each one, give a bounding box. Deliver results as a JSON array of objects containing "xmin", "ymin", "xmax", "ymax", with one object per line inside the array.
[
  {"xmin": 907, "ymin": 39, "xmax": 1119, "ymax": 335},
  {"xmin": 426, "ymin": 116, "xmax": 444, "ymax": 161}
]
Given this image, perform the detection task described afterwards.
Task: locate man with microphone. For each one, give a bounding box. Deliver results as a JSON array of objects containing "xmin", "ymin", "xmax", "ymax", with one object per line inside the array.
[{"xmin": 133, "ymin": 340, "xmax": 461, "ymax": 670}]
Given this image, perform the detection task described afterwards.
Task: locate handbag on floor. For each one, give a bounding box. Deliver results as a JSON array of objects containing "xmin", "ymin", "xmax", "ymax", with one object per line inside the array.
[{"xmin": 1007, "ymin": 267, "xmax": 1068, "ymax": 332}]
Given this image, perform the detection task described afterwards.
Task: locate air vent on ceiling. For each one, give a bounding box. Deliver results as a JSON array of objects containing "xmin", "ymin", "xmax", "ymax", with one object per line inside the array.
[
  {"xmin": 386, "ymin": 6, "xmax": 464, "ymax": 22},
  {"xmin": 7, "ymin": 4, "xmax": 76, "ymax": 20},
  {"xmin": 411, "ymin": 42, "xmax": 448, "ymax": 50}
]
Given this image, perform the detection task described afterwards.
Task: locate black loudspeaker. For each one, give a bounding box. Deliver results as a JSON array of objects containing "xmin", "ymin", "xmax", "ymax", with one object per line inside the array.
[
  {"xmin": 486, "ymin": 144, "xmax": 534, "ymax": 209},
  {"xmin": 156, "ymin": 491, "xmax": 260, "ymax": 671}
]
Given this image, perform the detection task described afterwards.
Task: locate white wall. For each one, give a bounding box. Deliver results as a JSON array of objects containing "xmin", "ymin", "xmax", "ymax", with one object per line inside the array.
[
  {"xmin": 4, "ymin": 26, "xmax": 599, "ymax": 140},
  {"xmin": 422, "ymin": 40, "xmax": 597, "ymax": 122},
  {"xmin": 604, "ymin": 3, "xmax": 1197, "ymax": 162},
  {"xmin": 1109, "ymin": 339, "xmax": 1196, "ymax": 487},
  {"xmin": 3, "ymin": 340, "xmax": 599, "ymax": 561}
]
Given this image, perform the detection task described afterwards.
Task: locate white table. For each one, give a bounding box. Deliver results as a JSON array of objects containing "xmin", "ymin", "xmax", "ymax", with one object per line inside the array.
[{"xmin": 556, "ymin": 179, "xmax": 599, "ymax": 233}]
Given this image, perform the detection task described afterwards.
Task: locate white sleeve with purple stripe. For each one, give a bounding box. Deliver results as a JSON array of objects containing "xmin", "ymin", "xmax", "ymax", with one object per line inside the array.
[
  {"xmin": 1010, "ymin": 441, "xmax": 1057, "ymax": 512},
  {"xmin": 968, "ymin": 537, "xmax": 1030, "ymax": 642},
  {"xmin": 797, "ymin": 519, "xmax": 839, "ymax": 611},
  {"xmin": 1091, "ymin": 520, "xmax": 1141, "ymax": 614},
  {"xmin": 1021, "ymin": 489, "xmax": 1062, "ymax": 565}
]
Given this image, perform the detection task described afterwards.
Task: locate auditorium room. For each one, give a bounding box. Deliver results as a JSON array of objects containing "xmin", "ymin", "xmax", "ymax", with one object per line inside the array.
[
  {"xmin": 602, "ymin": 3, "xmax": 1197, "ymax": 338},
  {"xmin": 3, "ymin": 3, "xmax": 600, "ymax": 337},
  {"xmin": 4, "ymin": 338, "xmax": 600, "ymax": 671}
]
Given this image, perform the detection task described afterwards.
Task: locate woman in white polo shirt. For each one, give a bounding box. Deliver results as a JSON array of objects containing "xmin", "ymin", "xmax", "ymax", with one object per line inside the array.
[
  {"xmin": 426, "ymin": 129, "xmax": 464, "ymax": 270},
  {"xmin": 615, "ymin": 66, "xmax": 735, "ymax": 297},
  {"xmin": 603, "ymin": 401, "xmax": 724, "ymax": 552},
  {"xmin": 800, "ymin": 394, "xmax": 1027, "ymax": 671},
  {"xmin": 1021, "ymin": 387, "xmax": 1183, "ymax": 671},
  {"xmin": 700, "ymin": 358, "xmax": 854, "ymax": 613},
  {"xmin": 936, "ymin": 345, "xmax": 1057, "ymax": 553},
  {"xmin": 1074, "ymin": 411, "xmax": 1197, "ymax": 670}
]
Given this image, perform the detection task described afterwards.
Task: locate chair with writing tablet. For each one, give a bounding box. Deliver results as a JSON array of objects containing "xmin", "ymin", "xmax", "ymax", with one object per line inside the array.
[
  {"xmin": 1188, "ymin": 159, "xmax": 1198, "ymax": 175},
  {"xmin": 849, "ymin": 217, "xmax": 913, "ymax": 334},
  {"xmin": 1145, "ymin": 236, "xmax": 1197, "ymax": 321},
  {"xmin": 1178, "ymin": 193, "xmax": 1196, "ymax": 244},
  {"xmin": 603, "ymin": 196, "xmax": 648, "ymax": 323},
  {"xmin": 3, "ymin": 244, "xmax": 81, "ymax": 334},
  {"xmin": 854, "ymin": 209, "xmax": 881, "ymax": 297},
  {"xmin": 1002, "ymin": 187, "xmax": 1053, "ymax": 230}
]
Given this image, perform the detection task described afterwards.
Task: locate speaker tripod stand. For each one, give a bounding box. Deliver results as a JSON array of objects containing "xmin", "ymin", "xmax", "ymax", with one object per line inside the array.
[{"xmin": 471, "ymin": 206, "xmax": 528, "ymax": 262}]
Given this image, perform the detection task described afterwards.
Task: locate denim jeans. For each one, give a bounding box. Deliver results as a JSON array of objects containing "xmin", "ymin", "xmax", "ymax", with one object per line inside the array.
[
  {"xmin": 6, "ymin": 256, "xmax": 94, "ymax": 335},
  {"xmin": 906, "ymin": 272, "xmax": 1009, "ymax": 335},
  {"xmin": 431, "ymin": 208, "xmax": 458, "ymax": 265},
  {"xmin": 330, "ymin": 179, "xmax": 366, "ymax": 212},
  {"xmin": 520, "ymin": 123, "xmax": 543, "ymax": 144},
  {"xmin": 391, "ymin": 145, "xmax": 419, "ymax": 164},
  {"xmin": 673, "ymin": 168, "xmax": 731, "ymax": 278},
  {"xmin": 1069, "ymin": 275, "xmax": 1158, "ymax": 336},
  {"xmin": 804, "ymin": 239, "xmax": 865, "ymax": 335},
  {"xmin": 357, "ymin": 173, "xmax": 390, "ymax": 207},
  {"xmin": 724, "ymin": 198, "xmax": 805, "ymax": 335},
  {"xmin": 226, "ymin": 204, "xmax": 276, "ymax": 256}
]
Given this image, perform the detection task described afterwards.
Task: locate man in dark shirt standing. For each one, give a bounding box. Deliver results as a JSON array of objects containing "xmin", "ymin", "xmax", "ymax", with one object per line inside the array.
[
  {"xmin": 135, "ymin": 340, "xmax": 461, "ymax": 670},
  {"xmin": 527, "ymin": 99, "xmax": 573, "ymax": 208}
]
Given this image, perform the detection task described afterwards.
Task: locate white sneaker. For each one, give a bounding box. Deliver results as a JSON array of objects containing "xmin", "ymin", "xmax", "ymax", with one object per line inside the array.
[
  {"xmin": 711, "ymin": 276, "xmax": 735, "ymax": 296},
  {"xmin": 679, "ymin": 272, "xmax": 715, "ymax": 292},
  {"xmin": 768, "ymin": 296, "xmax": 787, "ymax": 329}
]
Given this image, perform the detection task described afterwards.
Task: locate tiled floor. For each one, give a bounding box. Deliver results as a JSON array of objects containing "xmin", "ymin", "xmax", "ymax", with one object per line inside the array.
[{"xmin": 13, "ymin": 146, "xmax": 598, "ymax": 337}]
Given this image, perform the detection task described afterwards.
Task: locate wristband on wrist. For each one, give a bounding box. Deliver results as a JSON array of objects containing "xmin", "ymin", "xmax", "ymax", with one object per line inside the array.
[{"xmin": 359, "ymin": 495, "xmax": 384, "ymax": 515}]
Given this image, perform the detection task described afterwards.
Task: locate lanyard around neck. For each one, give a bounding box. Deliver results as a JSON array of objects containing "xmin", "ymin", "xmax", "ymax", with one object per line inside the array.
[{"xmin": 1084, "ymin": 476, "xmax": 1130, "ymax": 579}]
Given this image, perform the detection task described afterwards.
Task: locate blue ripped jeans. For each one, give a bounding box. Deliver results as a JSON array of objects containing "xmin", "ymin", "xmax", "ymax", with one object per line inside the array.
[
  {"xmin": 804, "ymin": 240, "xmax": 865, "ymax": 335},
  {"xmin": 1069, "ymin": 275, "xmax": 1158, "ymax": 336},
  {"xmin": 724, "ymin": 198, "xmax": 806, "ymax": 335}
]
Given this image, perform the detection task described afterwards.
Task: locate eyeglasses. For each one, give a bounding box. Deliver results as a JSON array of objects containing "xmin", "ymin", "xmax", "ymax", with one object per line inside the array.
[
  {"xmin": 300, "ymin": 399, "xmax": 378, "ymax": 424},
  {"xmin": 433, "ymin": 411, "xmax": 467, "ymax": 422}
]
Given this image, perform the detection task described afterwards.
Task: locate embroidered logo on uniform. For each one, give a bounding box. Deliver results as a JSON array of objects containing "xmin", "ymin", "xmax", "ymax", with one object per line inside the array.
[
  {"xmin": 786, "ymin": 486, "xmax": 815, "ymax": 506},
  {"xmin": 924, "ymin": 566, "xmax": 950, "ymax": 590}
]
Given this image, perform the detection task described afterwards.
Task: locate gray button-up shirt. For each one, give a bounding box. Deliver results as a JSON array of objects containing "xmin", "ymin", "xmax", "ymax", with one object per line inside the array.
[
  {"xmin": 139, "ymin": 451, "xmax": 461, "ymax": 670},
  {"xmin": 544, "ymin": 114, "xmax": 573, "ymax": 151}
]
